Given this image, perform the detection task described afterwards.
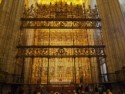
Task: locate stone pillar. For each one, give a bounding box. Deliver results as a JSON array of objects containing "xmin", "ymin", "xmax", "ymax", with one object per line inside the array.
[
  {"xmin": 96, "ymin": 0, "xmax": 125, "ymax": 72},
  {"xmin": 0, "ymin": 0, "xmax": 24, "ymax": 82},
  {"xmin": 0, "ymin": 0, "xmax": 13, "ymax": 71}
]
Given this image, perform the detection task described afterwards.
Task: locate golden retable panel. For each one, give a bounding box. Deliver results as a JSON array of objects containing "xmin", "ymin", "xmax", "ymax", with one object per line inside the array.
[
  {"xmin": 22, "ymin": 0, "xmax": 102, "ymax": 84},
  {"xmin": 31, "ymin": 29, "xmax": 95, "ymax": 84}
]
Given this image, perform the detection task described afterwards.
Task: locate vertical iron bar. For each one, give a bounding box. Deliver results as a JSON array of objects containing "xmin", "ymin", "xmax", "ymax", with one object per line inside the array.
[{"xmin": 47, "ymin": 58, "xmax": 49, "ymax": 84}]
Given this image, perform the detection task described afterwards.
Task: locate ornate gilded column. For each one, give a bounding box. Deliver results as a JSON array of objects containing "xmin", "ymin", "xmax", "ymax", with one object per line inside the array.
[{"xmin": 96, "ymin": 0, "xmax": 125, "ymax": 72}]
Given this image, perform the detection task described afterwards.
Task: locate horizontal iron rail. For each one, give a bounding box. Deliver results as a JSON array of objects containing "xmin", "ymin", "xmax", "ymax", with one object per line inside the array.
[
  {"xmin": 21, "ymin": 26, "xmax": 101, "ymax": 29},
  {"xmin": 16, "ymin": 55, "xmax": 106, "ymax": 58},
  {"xmin": 21, "ymin": 18, "xmax": 101, "ymax": 21},
  {"xmin": 17, "ymin": 45, "xmax": 105, "ymax": 48}
]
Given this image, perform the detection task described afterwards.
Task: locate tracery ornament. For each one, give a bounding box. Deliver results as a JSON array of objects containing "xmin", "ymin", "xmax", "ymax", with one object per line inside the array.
[
  {"xmin": 21, "ymin": 3, "xmax": 101, "ymax": 29},
  {"xmin": 17, "ymin": 45, "xmax": 105, "ymax": 58}
]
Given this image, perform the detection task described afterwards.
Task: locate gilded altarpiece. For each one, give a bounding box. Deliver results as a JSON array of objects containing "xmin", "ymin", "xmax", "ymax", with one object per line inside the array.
[
  {"xmin": 31, "ymin": 29, "xmax": 97, "ymax": 84},
  {"xmin": 18, "ymin": 1, "xmax": 106, "ymax": 84}
]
